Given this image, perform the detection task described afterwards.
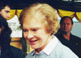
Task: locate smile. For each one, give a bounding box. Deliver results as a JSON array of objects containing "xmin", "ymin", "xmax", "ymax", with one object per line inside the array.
[{"xmin": 29, "ymin": 40, "xmax": 38, "ymax": 45}]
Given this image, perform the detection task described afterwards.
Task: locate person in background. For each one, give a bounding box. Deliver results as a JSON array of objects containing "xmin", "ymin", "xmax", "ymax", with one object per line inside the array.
[
  {"xmin": 56, "ymin": 16, "xmax": 81, "ymax": 58},
  {"xmin": 0, "ymin": 4, "xmax": 24, "ymax": 58},
  {"xmin": 0, "ymin": 4, "xmax": 10, "ymax": 20},
  {"xmin": 19, "ymin": 3, "xmax": 78, "ymax": 58}
]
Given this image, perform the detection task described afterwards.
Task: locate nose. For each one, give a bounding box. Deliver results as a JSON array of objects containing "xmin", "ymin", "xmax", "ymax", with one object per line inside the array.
[
  {"xmin": 26, "ymin": 31, "xmax": 34, "ymax": 39},
  {"xmin": 64, "ymin": 24, "xmax": 67, "ymax": 27},
  {"xmin": 8, "ymin": 13, "xmax": 10, "ymax": 18}
]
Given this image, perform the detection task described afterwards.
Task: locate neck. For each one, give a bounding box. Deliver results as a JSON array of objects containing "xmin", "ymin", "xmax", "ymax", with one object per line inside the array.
[
  {"xmin": 62, "ymin": 32, "xmax": 71, "ymax": 41},
  {"xmin": 37, "ymin": 36, "xmax": 52, "ymax": 53}
]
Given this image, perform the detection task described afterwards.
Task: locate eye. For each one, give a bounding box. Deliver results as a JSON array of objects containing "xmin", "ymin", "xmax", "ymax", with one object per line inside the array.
[
  {"xmin": 32, "ymin": 29, "xmax": 37, "ymax": 31},
  {"xmin": 6, "ymin": 11, "xmax": 10, "ymax": 13},
  {"xmin": 67, "ymin": 23, "xmax": 70, "ymax": 25},
  {"xmin": 32, "ymin": 28, "xmax": 39, "ymax": 32},
  {"xmin": 23, "ymin": 29, "xmax": 28, "ymax": 32}
]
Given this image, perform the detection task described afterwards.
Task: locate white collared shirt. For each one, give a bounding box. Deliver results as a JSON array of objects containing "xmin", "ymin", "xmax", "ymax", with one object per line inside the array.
[
  {"xmin": 26, "ymin": 36, "xmax": 78, "ymax": 58},
  {"xmin": 42, "ymin": 35, "xmax": 58, "ymax": 55}
]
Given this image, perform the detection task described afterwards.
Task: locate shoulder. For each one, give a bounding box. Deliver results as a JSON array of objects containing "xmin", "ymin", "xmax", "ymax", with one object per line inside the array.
[
  {"xmin": 71, "ymin": 34, "xmax": 81, "ymax": 39},
  {"xmin": 10, "ymin": 45, "xmax": 22, "ymax": 51},
  {"xmin": 54, "ymin": 42, "xmax": 78, "ymax": 58},
  {"xmin": 25, "ymin": 50, "xmax": 34, "ymax": 58},
  {"xmin": 71, "ymin": 34, "xmax": 81, "ymax": 42},
  {"xmin": 61, "ymin": 44, "xmax": 78, "ymax": 58},
  {"xmin": 10, "ymin": 45, "xmax": 24, "ymax": 58},
  {"xmin": 55, "ymin": 33, "xmax": 63, "ymax": 38}
]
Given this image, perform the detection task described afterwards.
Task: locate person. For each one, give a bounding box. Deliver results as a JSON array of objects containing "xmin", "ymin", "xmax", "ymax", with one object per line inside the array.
[
  {"xmin": 0, "ymin": 4, "xmax": 24, "ymax": 58},
  {"xmin": 0, "ymin": 4, "xmax": 10, "ymax": 20},
  {"xmin": 19, "ymin": 3, "xmax": 78, "ymax": 58},
  {"xmin": 56, "ymin": 16, "xmax": 81, "ymax": 58}
]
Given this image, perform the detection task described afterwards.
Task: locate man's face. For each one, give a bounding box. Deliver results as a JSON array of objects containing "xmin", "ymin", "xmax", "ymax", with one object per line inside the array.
[
  {"xmin": 61, "ymin": 18, "xmax": 73, "ymax": 33},
  {"xmin": 0, "ymin": 5, "xmax": 10, "ymax": 20},
  {"xmin": 23, "ymin": 17, "xmax": 51, "ymax": 52}
]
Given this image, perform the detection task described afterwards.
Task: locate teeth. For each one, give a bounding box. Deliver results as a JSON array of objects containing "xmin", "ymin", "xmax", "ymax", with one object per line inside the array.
[
  {"xmin": 30, "ymin": 40, "xmax": 35, "ymax": 42},
  {"xmin": 30, "ymin": 40, "xmax": 37, "ymax": 42}
]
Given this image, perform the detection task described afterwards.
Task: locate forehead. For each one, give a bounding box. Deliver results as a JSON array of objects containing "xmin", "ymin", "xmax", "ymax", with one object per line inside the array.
[
  {"xmin": 22, "ymin": 10, "xmax": 45, "ymax": 28},
  {"xmin": 4, "ymin": 5, "xmax": 10, "ymax": 8},
  {"xmin": 62, "ymin": 18, "xmax": 72, "ymax": 23},
  {"xmin": 23, "ymin": 17, "xmax": 43, "ymax": 28},
  {"xmin": 3, "ymin": 5, "xmax": 10, "ymax": 11}
]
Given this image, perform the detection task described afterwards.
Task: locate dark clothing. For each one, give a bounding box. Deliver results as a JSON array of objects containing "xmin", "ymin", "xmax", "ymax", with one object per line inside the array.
[
  {"xmin": 0, "ymin": 45, "xmax": 24, "ymax": 58},
  {"xmin": 56, "ymin": 33, "xmax": 81, "ymax": 58},
  {"xmin": 0, "ymin": 15, "xmax": 24, "ymax": 58}
]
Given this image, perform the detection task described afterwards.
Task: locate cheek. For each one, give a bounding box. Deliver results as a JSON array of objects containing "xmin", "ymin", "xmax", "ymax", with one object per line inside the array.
[
  {"xmin": 70, "ymin": 26, "xmax": 73, "ymax": 30},
  {"xmin": 1, "ymin": 14, "xmax": 6, "ymax": 18},
  {"xmin": 23, "ymin": 32, "xmax": 27, "ymax": 39}
]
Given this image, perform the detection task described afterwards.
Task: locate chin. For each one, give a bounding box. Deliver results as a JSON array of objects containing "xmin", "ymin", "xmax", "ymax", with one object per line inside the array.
[{"xmin": 31, "ymin": 45, "xmax": 37, "ymax": 49}]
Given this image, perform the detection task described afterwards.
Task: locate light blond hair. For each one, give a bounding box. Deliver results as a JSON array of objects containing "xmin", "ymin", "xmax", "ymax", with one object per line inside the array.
[{"xmin": 19, "ymin": 3, "xmax": 60, "ymax": 35}]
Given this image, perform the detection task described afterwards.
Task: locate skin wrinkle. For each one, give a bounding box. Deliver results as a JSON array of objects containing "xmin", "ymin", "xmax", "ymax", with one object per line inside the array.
[{"xmin": 19, "ymin": 3, "xmax": 60, "ymax": 53}]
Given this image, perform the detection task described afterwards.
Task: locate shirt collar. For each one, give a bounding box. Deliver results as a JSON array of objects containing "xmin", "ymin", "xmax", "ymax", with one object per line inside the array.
[{"xmin": 42, "ymin": 35, "xmax": 58, "ymax": 55}]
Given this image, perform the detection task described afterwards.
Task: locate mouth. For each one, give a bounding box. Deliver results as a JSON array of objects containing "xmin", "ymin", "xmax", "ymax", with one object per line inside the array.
[
  {"xmin": 64, "ymin": 28, "xmax": 68, "ymax": 30},
  {"xmin": 29, "ymin": 39, "xmax": 38, "ymax": 45}
]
